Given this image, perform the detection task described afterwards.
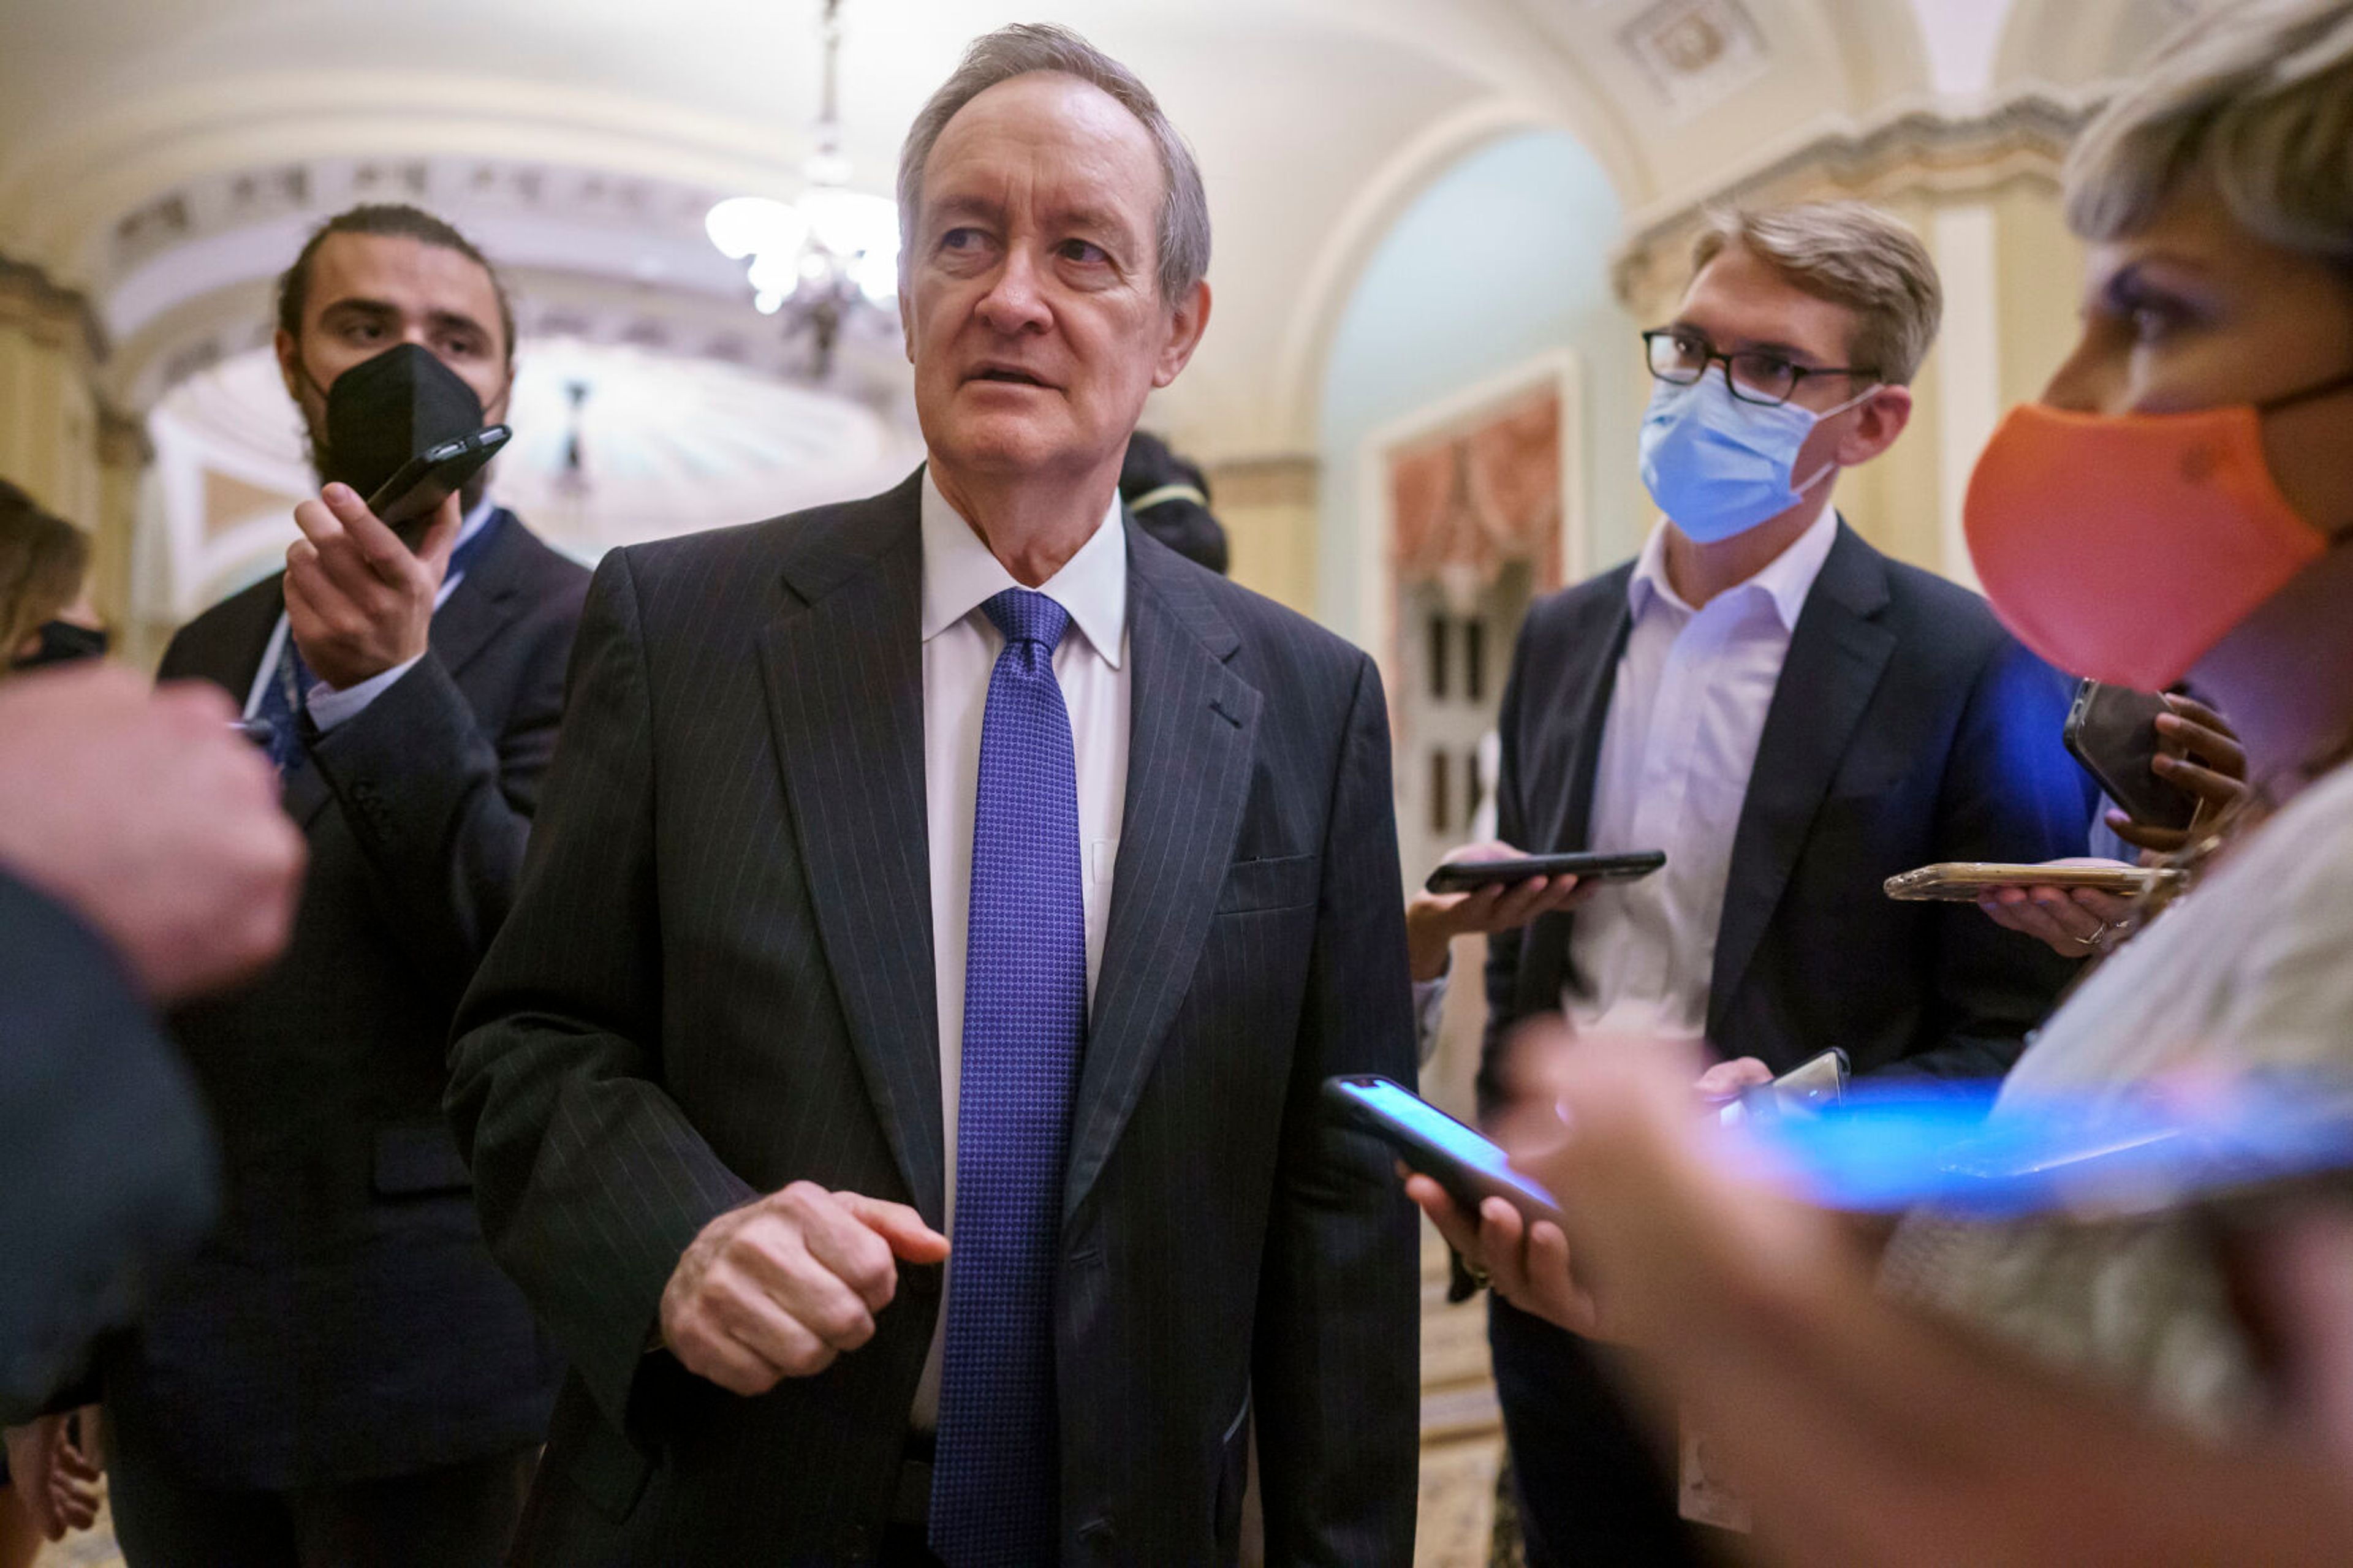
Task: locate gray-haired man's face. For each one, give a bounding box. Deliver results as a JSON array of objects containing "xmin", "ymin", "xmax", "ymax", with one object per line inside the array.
[{"xmin": 901, "ymin": 71, "xmax": 1208, "ymax": 491}]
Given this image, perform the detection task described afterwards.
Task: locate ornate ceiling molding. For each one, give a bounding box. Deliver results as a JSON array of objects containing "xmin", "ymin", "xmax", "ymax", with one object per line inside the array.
[
  {"xmin": 1609, "ymin": 91, "xmax": 2096, "ymax": 309},
  {"xmin": 0, "ymin": 252, "xmax": 107, "ymax": 368}
]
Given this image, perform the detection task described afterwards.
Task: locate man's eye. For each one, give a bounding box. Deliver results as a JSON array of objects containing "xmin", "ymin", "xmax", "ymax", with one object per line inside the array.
[
  {"xmin": 941, "ymin": 227, "xmax": 984, "ymax": 251},
  {"xmin": 1059, "ymin": 240, "xmax": 1108, "ymax": 265}
]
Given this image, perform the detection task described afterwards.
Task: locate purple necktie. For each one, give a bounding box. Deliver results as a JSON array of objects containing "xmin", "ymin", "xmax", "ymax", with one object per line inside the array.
[{"xmin": 930, "ymin": 588, "xmax": 1087, "ymax": 1565}]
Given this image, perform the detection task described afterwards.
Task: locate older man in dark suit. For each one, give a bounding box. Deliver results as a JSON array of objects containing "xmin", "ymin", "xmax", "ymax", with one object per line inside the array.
[
  {"xmin": 80, "ymin": 205, "xmax": 585, "ymax": 1568},
  {"xmin": 448, "ymin": 23, "xmax": 1419, "ymax": 1568}
]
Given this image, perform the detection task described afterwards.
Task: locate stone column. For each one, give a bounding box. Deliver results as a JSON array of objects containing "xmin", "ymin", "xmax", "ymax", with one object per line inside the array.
[{"xmin": 1204, "ymin": 453, "xmax": 1319, "ymax": 615}]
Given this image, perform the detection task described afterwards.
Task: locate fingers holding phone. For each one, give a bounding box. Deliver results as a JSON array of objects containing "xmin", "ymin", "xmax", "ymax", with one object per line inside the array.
[
  {"xmin": 1404, "ymin": 842, "xmax": 1636, "ymax": 982},
  {"xmin": 284, "ymin": 482, "xmax": 457, "ymax": 691},
  {"xmin": 2132, "ymin": 691, "xmax": 2250, "ymax": 846},
  {"xmin": 1404, "ymin": 1173, "xmax": 1597, "ymax": 1335}
]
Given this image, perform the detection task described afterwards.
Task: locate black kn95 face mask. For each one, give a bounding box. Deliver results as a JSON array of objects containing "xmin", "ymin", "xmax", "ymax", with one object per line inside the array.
[{"xmin": 314, "ymin": 342, "xmax": 487, "ymax": 502}]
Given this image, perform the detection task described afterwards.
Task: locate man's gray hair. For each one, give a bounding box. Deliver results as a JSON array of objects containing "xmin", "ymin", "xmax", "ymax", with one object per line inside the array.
[
  {"xmin": 2064, "ymin": 0, "xmax": 2353, "ymax": 271},
  {"xmin": 896, "ymin": 23, "xmax": 1211, "ymax": 303}
]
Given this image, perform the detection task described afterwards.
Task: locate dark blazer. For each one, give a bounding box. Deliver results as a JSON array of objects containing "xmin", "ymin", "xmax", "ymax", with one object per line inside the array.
[
  {"xmin": 102, "ymin": 510, "xmax": 586, "ymax": 1490},
  {"xmin": 1480, "ymin": 521, "xmax": 2095, "ymax": 1109},
  {"xmin": 446, "ymin": 471, "xmax": 1422, "ymax": 1566},
  {"xmin": 0, "ymin": 874, "xmax": 217, "ymax": 1425}
]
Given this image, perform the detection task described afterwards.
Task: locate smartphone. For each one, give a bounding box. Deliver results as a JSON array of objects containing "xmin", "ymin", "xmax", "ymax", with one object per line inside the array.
[
  {"xmin": 1425, "ymin": 849, "xmax": 1667, "ymax": 895},
  {"xmin": 1884, "ymin": 862, "xmax": 2180, "ymax": 902},
  {"xmin": 1322, "ymin": 1075, "xmax": 1564, "ymax": 1227},
  {"xmin": 1721, "ymin": 1048, "xmax": 1848, "ymax": 1126},
  {"xmin": 1748, "ymin": 1077, "xmax": 2353, "ymax": 1221},
  {"xmin": 2064, "ymin": 680, "xmax": 2199, "ymax": 833},
  {"xmin": 365, "ymin": 425, "xmax": 511, "ymax": 538}
]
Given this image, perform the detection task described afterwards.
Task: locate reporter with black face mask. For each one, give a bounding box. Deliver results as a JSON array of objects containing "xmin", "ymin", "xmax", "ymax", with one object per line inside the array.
[
  {"xmin": 0, "ymin": 480, "xmax": 101, "ymax": 678},
  {"xmin": 21, "ymin": 205, "xmax": 586, "ymax": 1568}
]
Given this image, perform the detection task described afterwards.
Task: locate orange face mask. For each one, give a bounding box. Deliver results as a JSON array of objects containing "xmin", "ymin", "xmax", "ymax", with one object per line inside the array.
[{"xmin": 1964, "ymin": 369, "xmax": 2353, "ymax": 691}]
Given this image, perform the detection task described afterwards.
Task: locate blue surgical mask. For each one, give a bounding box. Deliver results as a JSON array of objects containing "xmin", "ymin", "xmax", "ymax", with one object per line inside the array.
[{"xmin": 1638, "ymin": 373, "xmax": 1875, "ymax": 543}]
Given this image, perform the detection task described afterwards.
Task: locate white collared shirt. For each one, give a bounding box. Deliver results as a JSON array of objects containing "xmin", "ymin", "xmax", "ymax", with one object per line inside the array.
[
  {"xmin": 242, "ymin": 493, "xmax": 500, "ymax": 732},
  {"xmin": 1562, "ymin": 505, "xmax": 1840, "ymax": 1042},
  {"xmin": 914, "ymin": 466, "xmax": 1129, "ymax": 1425}
]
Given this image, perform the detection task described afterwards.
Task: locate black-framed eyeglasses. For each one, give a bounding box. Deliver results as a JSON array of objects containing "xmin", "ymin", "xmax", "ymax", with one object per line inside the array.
[{"xmin": 1642, "ymin": 328, "xmax": 1879, "ymax": 408}]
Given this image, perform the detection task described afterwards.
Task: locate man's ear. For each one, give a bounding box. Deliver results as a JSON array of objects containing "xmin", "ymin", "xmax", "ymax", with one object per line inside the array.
[
  {"xmin": 1152, "ymin": 279, "xmax": 1213, "ymax": 390},
  {"xmin": 273, "ymin": 328, "xmax": 303, "ymax": 403},
  {"xmin": 899, "ymin": 286, "xmax": 915, "ymax": 365},
  {"xmin": 1838, "ymin": 384, "xmax": 1913, "ymax": 465}
]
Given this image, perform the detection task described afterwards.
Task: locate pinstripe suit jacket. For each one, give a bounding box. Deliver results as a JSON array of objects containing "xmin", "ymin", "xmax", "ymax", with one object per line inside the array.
[{"xmin": 447, "ymin": 470, "xmax": 1421, "ymax": 1566}]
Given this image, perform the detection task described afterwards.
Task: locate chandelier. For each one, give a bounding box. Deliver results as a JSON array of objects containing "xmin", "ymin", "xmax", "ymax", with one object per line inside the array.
[{"xmin": 706, "ymin": 0, "xmax": 899, "ymax": 377}]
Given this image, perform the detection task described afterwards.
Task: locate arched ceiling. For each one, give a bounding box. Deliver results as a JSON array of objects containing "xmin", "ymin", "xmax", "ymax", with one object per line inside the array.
[{"xmin": 0, "ymin": 0, "xmax": 2178, "ymax": 458}]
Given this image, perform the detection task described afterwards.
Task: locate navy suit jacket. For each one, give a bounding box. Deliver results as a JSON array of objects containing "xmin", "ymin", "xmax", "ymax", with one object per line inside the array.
[
  {"xmin": 447, "ymin": 471, "xmax": 1422, "ymax": 1566},
  {"xmin": 1480, "ymin": 522, "xmax": 2096, "ymax": 1114},
  {"xmin": 104, "ymin": 510, "xmax": 586, "ymax": 1489},
  {"xmin": 0, "ymin": 875, "xmax": 216, "ymax": 1425}
]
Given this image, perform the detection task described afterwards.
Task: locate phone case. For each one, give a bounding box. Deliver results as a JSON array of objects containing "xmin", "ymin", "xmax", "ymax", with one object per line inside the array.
[
  {"xmin": 1424, "ymin": 850, "xmax": 1665, "ymax": 894},
  {"xmin": 1883, "ymin": 862, "xmax": 2178, "ymax": 901},
  {"xmin": 2064, "ymin": 681, "xmax": 2198, "ymax": 832}
]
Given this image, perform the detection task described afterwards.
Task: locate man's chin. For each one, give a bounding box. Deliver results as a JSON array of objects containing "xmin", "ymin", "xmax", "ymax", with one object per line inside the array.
[{"xmin": 928, "ymin": 415, "xmax": 1083, "ymax": 477}]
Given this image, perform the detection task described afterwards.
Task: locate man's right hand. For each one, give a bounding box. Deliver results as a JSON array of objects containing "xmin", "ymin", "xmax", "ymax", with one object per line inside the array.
[
  {"xmin": 659, "ymin": 1183, "xmax": 950, "ymax": 1396},
  {"xmin": 0, "ymin": 665, "xmax": 305, "ymax": 1002},
  {"xmin": 1404, "ymin": 841, "xmax": 1593, "ymax": 982}
]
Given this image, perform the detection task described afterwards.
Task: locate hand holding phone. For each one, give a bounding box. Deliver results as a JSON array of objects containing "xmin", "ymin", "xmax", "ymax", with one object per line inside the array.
[
  {"xmin": 1405, "ymin": 841, "xmax": 1611, "ymax": 982},
  {"xmin": 284, "ymin": 482, "xmax": 461, "ymax": 691}
]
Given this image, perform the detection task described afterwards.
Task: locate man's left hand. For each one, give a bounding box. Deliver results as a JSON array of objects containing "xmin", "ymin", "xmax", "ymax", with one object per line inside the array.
[{"xmin": 284, "ymin": 483, "xmax": 460, "ymax": 691}]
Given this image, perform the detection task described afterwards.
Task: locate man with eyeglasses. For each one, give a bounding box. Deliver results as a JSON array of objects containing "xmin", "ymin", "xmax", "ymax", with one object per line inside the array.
[{"xmin": 1403, "ymin": 202, "xmax": 2096, "ymax": 1564}]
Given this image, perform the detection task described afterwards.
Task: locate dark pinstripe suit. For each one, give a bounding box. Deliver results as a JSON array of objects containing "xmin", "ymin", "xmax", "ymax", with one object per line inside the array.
[{"xmin": 447, "ymin": 471, "xmax": 1421, "ymax": 1565}]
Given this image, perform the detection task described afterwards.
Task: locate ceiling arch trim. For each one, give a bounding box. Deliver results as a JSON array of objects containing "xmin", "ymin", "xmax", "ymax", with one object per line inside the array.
[
  {"xmin": 0, "ymin": 70, "xmax": 820, "ymax": 289},
  {"xmin": 1264, "ymin": 97, "xmax": 1569, "ymax": 457}
]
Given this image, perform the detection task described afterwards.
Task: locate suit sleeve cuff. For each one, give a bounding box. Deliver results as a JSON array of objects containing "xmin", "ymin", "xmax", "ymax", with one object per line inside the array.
[
  {"xmin": 306, "ymin": 653, "xmax": 425, "ymax": 732},
  {"xmin": 1412, "ymin": 972, "xmax": 1451, "ymax": 1067}
]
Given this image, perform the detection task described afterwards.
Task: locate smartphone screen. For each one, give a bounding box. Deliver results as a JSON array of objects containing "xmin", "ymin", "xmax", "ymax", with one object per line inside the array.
[{"xmin": 1335, "ymin": 1077, "xmax": 1563, "ymax": 1217}]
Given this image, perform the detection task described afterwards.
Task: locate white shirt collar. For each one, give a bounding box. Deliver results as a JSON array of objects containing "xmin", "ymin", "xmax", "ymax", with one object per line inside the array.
[
  {"xmin": 1627, "ymin": 504, "xmax": 1842, "ymax": 633},
  {"xmin": 919, "ymin": 466, "xmax": 1127, "ymax": 667}
]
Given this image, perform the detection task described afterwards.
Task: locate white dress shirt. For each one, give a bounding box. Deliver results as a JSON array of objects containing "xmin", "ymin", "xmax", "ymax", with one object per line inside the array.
[
  {"xmin": 242, "ymin": 494, "xmax": 499, "ymax": 732},
  {"xmin": 1563, "ymin": 506, "xmax": 1839, "ymax": 1042},
  {"xmin": 1411, "ymin": 507, "xmax": 1840, "ymax": 1055},
  {"xmin": 914, "ymin": 467, "xmax": 1131, "ymax": 1426}
]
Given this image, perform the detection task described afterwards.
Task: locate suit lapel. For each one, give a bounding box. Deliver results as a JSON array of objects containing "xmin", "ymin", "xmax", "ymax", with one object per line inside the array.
[
  {"xmin": 1063, "ymin": 527, "xmax": 1260, "ymax": 1222},
  {"xmin": 428, "ymin": 508, "xmax": 525, "ymax": 682},
  {"xmin": 757, "ymin": 477, "xmax": 945, "ymax": 1223},
  {"xmin": 1707, "ymin": 525, "xmax": 1895, "ymax": 1034},
  {"xmin": 1519, "ymin": 583, "xmax": 1633, "ymax": 1003},
  {"xmin": 1544, "ymin": 592, "xmax": 1635, "ymax": 856}
]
